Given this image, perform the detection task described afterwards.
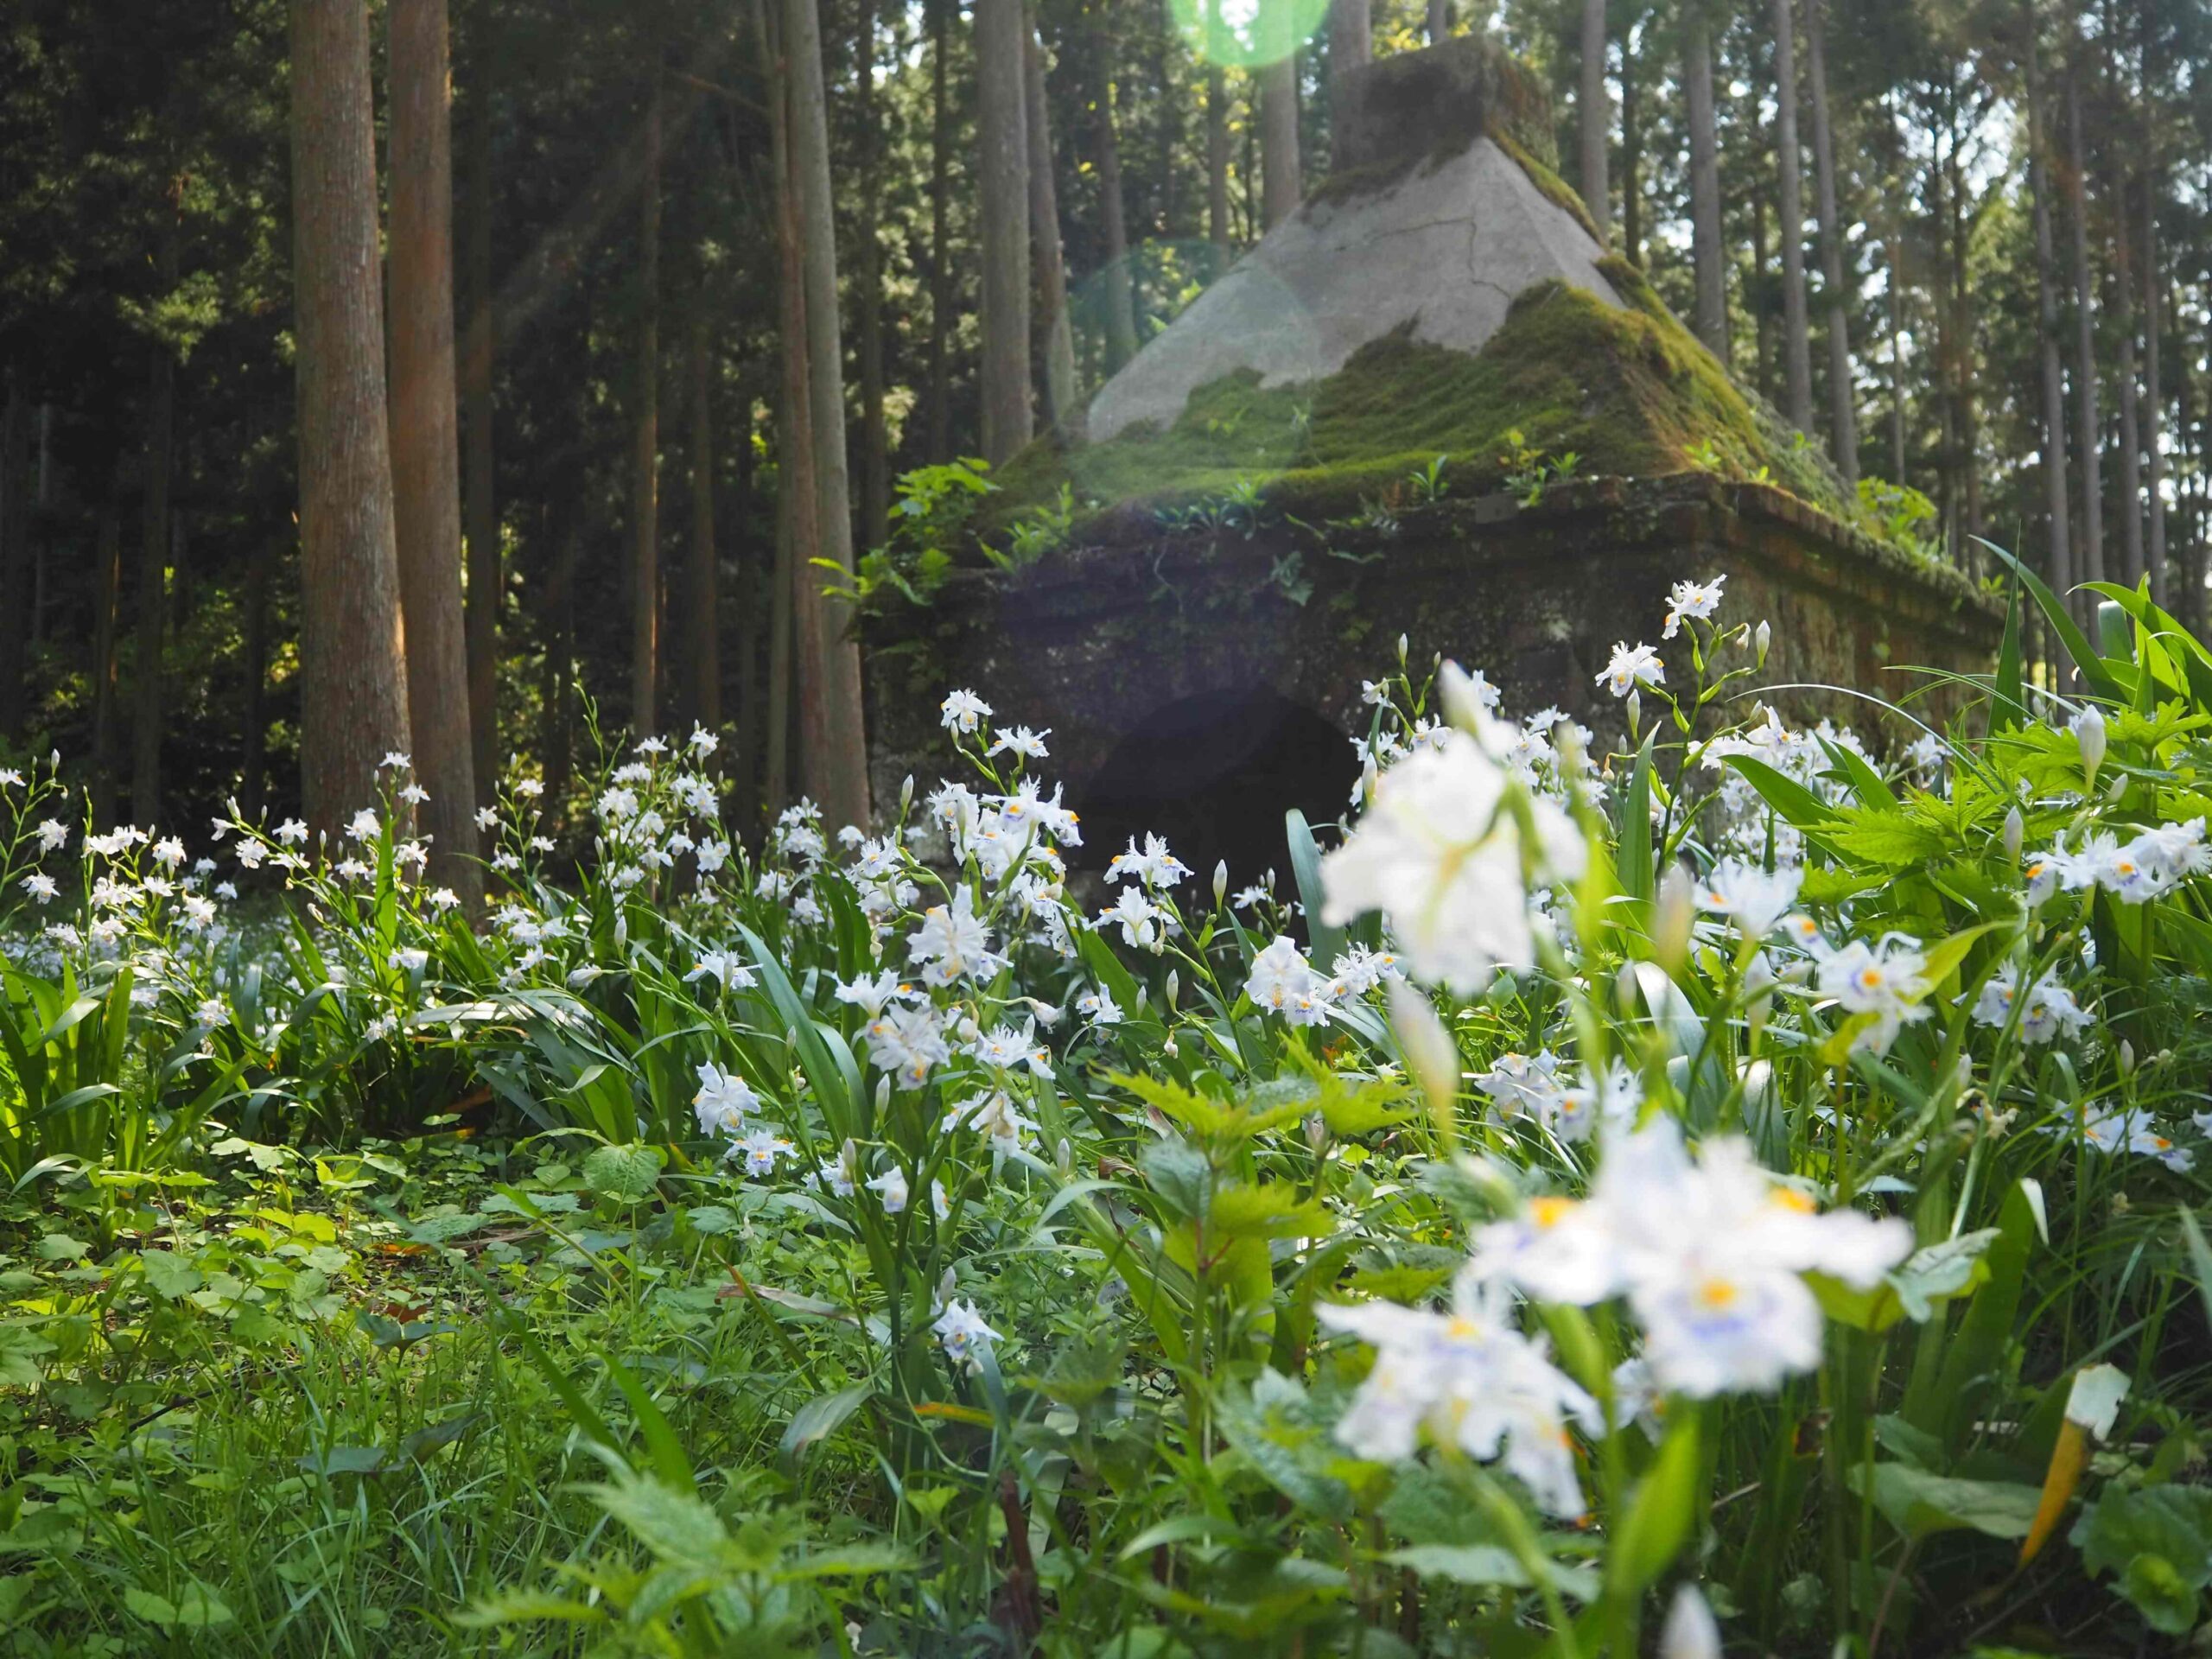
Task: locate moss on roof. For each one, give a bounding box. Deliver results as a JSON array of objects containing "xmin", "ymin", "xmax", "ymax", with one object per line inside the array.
[{"xmin": 989, "ymin": 255, "xmax": 1870, "ymax": 544}]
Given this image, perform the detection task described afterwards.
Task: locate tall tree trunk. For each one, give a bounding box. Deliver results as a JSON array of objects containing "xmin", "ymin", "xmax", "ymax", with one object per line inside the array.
[
  {"xmin": 688, "ymin": 308, "xmax": 721, "ymax": 731},
  {"xmin": 2144, "ymin": 156, "xmax": 2167, "ymax": 609},
  {"xmin": 765, "ymin": 400, "xmax": 795, "ymax": 816},
  {"xmin": 290, "ymin": 0, "xmax": 411, "ymax": 836},
  {"xmin": 29, "ymin": 403, "xmax": 50, "ymax": 646},
  {"xmin": 2113, "ymin": 167, "xmax": 2144, "ymax": 588},
  {"xmin": 461, "ymin": 18, "xmax": 499, "ymax": 806},
  {"xmin": 90, "ymin": 507, "xmax": 122, "ymax": 827},
  {"xmin": 785, "ymin": 0, "xmax": 872, "ymax": 828},
  {"xmin": 1620, "ymin": 22, "xmax": 1642, "ymax": 265},
  {"xmin": 1749, "ymin": 173, "xmax": 1772, "ymax": 392},
  {"xmin": 2186, "ymin": 296, "xmax": 2207, "ymax": 631},
  {"xmin": 855, "ymin": 0, "xmax": 890, "ymax": 552},
  {"xmin": 1803, "ymin": 0, "xmax": 1856, "ymax": 482},
  {"xmin": 1427, "ymin": 0, "xmax": 1450, "ymax": 42},
  {"xmin": 1885, "ymin": 94, "xmax": 1908, "ymax": 483},
  {"xmin": 763, "ymin": 0, "xmax": 798, "ymax": 820},
  {"xmin": 631, "ymin": 72, "xmax": 663, "ymax": 734},
  {"xmin": 133, "ymin": 210, "xmax": 178, "ymax": 828},
  {"xmin": 1151, "ymin": 11, "xmax": 1179, "ymax": 244},
  {"xmin": 536, "ymin": 501, "xmax": 582, "ymax": 816},
  {"xmin": 1090, "ymin": 11, "xmax": 1138, "ymax": 372},
  {"xmin": 772, "ymin": 69, "xmax": 815, "ymax": 827},
  {"xmin": 388, "ymin": 0, "xmax": 480, "ymax": 902},
  {"xmin": 1577, "ymin": 0, "xmax": 1608, "ymax": 240},
  {"xmin": 1206, "ymin": 61, "xmax": 1230, "ymax": 257},
  {"xmin": 2115, "ymin": 330, "xmax": 2144, "ymax": 577},
  {"xmin": 168, "ymin": 495, "xmax": 191, "ymax": 638},
  {"xmin": 1328, "ymin": 0, "xmax": 1371, "ymax": 171},
  {"xmin": 2064, "ymin": 48, "xmax": 2104, "ymax": 590},
  {"xmin": 0, "ymin": 374, "xmax": 24, "ymax": 743},
  {"xmin": 241, "ymin": 531, "xmax": 275, "ymax": 823},
  {"xmin": 925, "ymin": 0, "xmax": 953, "ymax": 463},
  {"xmin": 1948, "ymin": 115, "xmax": 1981, "ymax": 550},
  {"xmin": 1930, "ymin": 137, "xmax": 1957, "ymax": 556},
  {"xmin": 1683, "ymin": 16, "xmax": 1725, "ymax": 354},
  {"xmin": 1025, "ymin": 22, "xmax": 1079, "ymax": 432},
  {"xmin": 1259, "ymin": 54, "xmax": 1300, "ymax": 229},
  {"xmin": 976, "ymin": 0, "xmax": 1032, "ymax": 465},
  {"xmin": 730, "ymin": 406, "xmax": 760, "ymax": 818},
  {"xmin": 1772, "ymin": 0, "xmax": 1813, "ymax": 430}
]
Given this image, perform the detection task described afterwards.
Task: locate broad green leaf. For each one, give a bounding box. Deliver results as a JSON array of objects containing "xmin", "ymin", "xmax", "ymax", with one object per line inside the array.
[
  {"xmin": 1207, "ymin": 1182, "xmax": 1332, "ymax": 1241},
  {"xmin": 172, "ymin": 1586, "xmax": 233, "ymax": 1629},
  {"xmin": 124, "ymin": 1589, "xmax": 180, "ymax": 1628},
  {"xmin": 1721, "ymin": 754, "xmax": 1840, "ymax": 835},
  {"xmin": 582, "ymin": 1142, "xmax": 664, "ymax": 1203},
  {"xmin": 736, "ymin": 921, "xmax": 864, "ymax": 1139},
  {"xmin": 406, "ymin": 1212, "xmax": 491, "ymax": 1244},
  {"xmin": 137, "ymin": 1251, "xmax": 202, "ymax": 1299},
  {"xmin": 1039, "ymin": 1333, "xmax": 1127, "ymax": 1408},
  {"xmin": 297, "ymin": 1445, "xmax": 387, "ymax": 1478},
  {"xmin": 1916, "ymin": 923, "xmax": 2003, "ymax": 993},
  {"xmin": 1618, "ymin": 730, "xmax": 1656, "ymax": 913},
  {"xmin": 1213, "ymin": 1368, "xmax": 1352, "ymax": 1520},
  {"xmin": 1885, "ymin": 1228, "xmax": 1999, "ymax": 1323},
  {"xmin": 1824, "ymin": 815, "xmax": 1952, "ymax": 869},
  {"xmin": 781, "ymin": 1543, "xmax": 917, "ymax": 1580},
  {"xmin": 2075, "ymin": 1484, "xmax": 2212, "ymax": 1585},
  {"xmin": 585, "ymin": 1467, "xmax": 728, "ymax": 1567},
  {"xmin": 779, "ymin": 1382, "xmax": 873, "ymax": 1467},
  {"xmin": 1820, "ymin": 735, "xmax": 1899, "ymax": 810},
  {"xmin": 1849, "ymin": 1463, "xmax": 2042, "ymax": 1541},
  {"xmin": 1991, "ymin": 579, "xmax": 2024, "ymax": 731},
  {"xmin": 1285, "ymin": 808, "xmax": 1345, "ymax": 966},
  {"xmin": 1606, "ymin": 1411, "xmax": 1700, "ymax": 1596},
  {"xmin": 1138, "ymin": 1137, "xmax": 1211, "ymax": 1222}
]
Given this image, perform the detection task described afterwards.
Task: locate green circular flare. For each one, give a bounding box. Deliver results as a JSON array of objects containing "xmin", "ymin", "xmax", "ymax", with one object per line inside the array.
[{"xmin": 1170, "ymin": 0, "xmax": 1330, "ymax": 68}]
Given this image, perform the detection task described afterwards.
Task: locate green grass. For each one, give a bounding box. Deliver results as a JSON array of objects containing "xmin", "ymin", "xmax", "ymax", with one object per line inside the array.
[
  {"xmin": 0, "ymin": 1132, "xmax": 864, "ymax": 1656},
  {"xmin": 7, "ymin": 572, "xmax": 2212, "ymax": 1655}
]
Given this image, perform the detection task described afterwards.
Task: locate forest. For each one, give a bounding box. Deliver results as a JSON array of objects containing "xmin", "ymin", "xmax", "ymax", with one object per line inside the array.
[
  {"xmin": 5, "ymin": 1, "xmax": 2212, "ymax": 1656},
  {"xmin": 0, "ymin": 0, "xmax": 2206, "ymax": 837}
]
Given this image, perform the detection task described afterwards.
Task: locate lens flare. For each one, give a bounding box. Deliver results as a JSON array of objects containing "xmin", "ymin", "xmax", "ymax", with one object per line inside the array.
[{"xmin": 1170, "ymin": 0, "xmax": 1329, "ymax": 67}]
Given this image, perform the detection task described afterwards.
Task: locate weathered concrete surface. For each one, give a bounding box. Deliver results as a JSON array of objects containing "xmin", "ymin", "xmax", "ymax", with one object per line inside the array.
[
  {"xmin": 1085, "ymin": 136, "xmax": 1618, "ymax": 442},
  {"xmin": 866, "ymin": 479, "xmax": 2002, "ymax": 874},
  {"xmin": 868, "ymin": 37, "xmax": 1994, "ymax": 879}
]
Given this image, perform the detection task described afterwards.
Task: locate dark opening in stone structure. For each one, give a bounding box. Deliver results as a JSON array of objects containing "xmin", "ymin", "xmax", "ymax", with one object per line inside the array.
[{"xmin": 1075, "ymin": 688, "xmax": 1358, "ymax": 887}]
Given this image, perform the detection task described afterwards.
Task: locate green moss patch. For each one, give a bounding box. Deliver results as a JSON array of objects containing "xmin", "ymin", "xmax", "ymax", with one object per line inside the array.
[{"xmin": 991, "ymin": 268, "xmax": 1870, "ymax": 542}]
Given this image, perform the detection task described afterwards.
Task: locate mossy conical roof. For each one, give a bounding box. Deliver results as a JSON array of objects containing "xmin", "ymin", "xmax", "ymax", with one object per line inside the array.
[{"xmin": 992, "ymin": 38, "xmax": 1864, "ymax": 537}]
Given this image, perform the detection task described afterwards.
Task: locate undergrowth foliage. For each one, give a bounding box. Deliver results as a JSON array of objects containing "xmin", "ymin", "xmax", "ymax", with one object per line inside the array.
[{"xmin": 1, "ymin": 556, "xmax": 2210, "ymax": 1656}]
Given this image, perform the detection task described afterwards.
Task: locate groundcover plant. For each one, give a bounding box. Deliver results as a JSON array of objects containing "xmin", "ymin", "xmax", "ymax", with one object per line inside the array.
[{"xmin": 2, "ymin": 562, "xmax": 2210, "ymax": 1658}]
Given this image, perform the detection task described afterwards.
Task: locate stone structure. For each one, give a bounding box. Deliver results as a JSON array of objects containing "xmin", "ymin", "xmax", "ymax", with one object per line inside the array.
[
  {"xmin": 870, "ymin": 477, "xmax": 2000, "ymax": 878},
  {"xmin": 864, "ymin": 38, "xmax": 2001, "ymax": 877}
]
